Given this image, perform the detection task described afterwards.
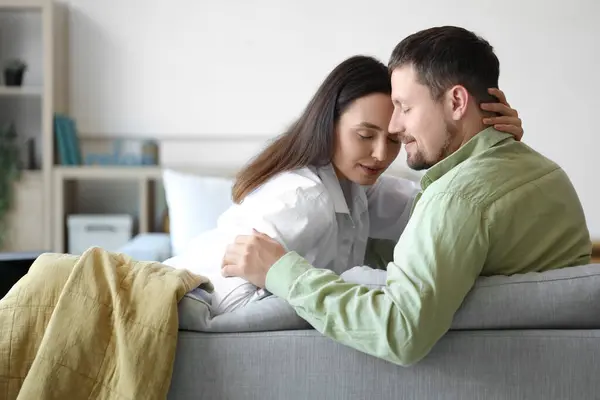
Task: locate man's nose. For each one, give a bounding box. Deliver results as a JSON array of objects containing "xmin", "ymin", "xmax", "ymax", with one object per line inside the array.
[{"xmin": 388, "ymin": 109, "xmax": 404, "ymax": 134}]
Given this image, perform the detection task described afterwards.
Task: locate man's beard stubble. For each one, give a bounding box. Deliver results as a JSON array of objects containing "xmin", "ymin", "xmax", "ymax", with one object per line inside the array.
[{"xmin": 406, "ymin": 124, "xmax": 457, "ymax": 171}]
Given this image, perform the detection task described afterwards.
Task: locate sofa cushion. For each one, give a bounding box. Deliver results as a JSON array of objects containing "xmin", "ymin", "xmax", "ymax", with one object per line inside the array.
[
  {"xmin": 162, "ymin": 169, "xmax": 234, "ymax": 257},
  {"xmin": 117, "ymin": 233, "xmax": 172, "ymax": 262},
  {"xmin": 178, "ymin": 263, "xmax": 600, "ymax": 333}
]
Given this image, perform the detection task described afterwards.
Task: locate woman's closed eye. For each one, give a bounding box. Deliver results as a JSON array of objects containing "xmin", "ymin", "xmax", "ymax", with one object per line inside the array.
[
  {"xmin": 356, "ymin": 130, "xmax": 374, "ymax": 140},
  {"xmin": 388, "ymin": 135, "xmax": 400, "ymax": 144}
]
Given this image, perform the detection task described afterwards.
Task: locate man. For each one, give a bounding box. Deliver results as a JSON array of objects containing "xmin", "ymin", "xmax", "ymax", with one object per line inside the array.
[{"xmin": 221, "ymin": 26, "xmax": 592, "ymax": 366}]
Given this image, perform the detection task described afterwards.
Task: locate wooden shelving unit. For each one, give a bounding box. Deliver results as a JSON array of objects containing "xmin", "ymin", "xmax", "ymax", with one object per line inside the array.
[
  {"xmin": 3, "ymin": 171, "xmax": 44, "ymax": 252},
  {"xmin": 54, "ymin": 166, "xmax": 162, "ymax": 180},
  {"xmin": 0, "ymin": 85, "xmax": 43, "ymax": 96},
  {"xmin": 0, "ymin": 0, "xmax": 68, "ymax": 252},
  {"xmin": 52, "ymin": 166, "xmax": 164, "ymax": 253},
  {"xmin": 0, "ymin": 0, "xmax": 45, "ymax": 9}
]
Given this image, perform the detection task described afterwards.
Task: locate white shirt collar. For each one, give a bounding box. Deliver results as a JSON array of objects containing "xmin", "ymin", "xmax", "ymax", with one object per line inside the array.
[{"xmin": 315, "ymin": 164, "xmax": 351, "ymax": 214}]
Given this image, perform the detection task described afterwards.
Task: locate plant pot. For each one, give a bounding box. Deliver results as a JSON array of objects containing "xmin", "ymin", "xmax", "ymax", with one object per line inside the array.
[{"xmin": 3, "ymin": 68, "xmax": 26, "ymax": 86}]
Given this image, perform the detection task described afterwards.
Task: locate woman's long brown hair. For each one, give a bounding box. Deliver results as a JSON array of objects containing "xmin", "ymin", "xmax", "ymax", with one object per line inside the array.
[{"xmin": 232, "ymin": 55, "xmax": 391, "ymax": 203}]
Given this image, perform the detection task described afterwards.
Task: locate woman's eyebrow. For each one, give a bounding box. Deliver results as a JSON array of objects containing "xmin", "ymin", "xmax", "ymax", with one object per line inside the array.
[{"xmin": 355, "ymin": 122, "xmax": 383, "ymax": 131}]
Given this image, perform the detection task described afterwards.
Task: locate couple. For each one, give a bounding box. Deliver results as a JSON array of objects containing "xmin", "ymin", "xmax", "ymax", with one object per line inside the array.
[
  {"xmin": 171, "ymin": 26, "xmax": 592, "ymax": 365},
  {"xmin": 167, "ymin": 27, "xmax": 522, "ymax": 307}
]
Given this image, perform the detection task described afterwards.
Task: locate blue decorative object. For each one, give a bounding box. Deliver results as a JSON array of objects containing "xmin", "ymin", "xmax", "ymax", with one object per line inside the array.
[
  {"xmin": 84, "ymin": 139, "xmax": 159, "ymax": 166},
  {"xmin": 141, "ymin": 140, "xmax": 159, "ymax": 165}
]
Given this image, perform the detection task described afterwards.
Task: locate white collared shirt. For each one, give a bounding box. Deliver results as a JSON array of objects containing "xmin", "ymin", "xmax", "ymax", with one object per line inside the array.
[
  {"xmin": 183, "ymin": 164, "xmax": 419, "ymax": 273},
  {"xmin": 167, "ymin": 164, "xmax": 420, "ymax": 313}
]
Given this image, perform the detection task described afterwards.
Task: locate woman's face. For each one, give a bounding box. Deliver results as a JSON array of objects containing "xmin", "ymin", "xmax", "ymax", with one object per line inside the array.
[{"xmin": 332, "ymin": 93, "xmax": 400, "ymax": 185}]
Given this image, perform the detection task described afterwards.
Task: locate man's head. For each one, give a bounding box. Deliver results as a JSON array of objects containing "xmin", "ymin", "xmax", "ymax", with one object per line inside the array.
[{"xmin": 387, "ymin": 26, "xmax": 500, "ymax": 170}]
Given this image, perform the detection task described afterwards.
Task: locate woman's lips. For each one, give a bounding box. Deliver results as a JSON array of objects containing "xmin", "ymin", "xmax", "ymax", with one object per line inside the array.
[{"xmin": 359, "ymin": 164, "xmax": 383, "ymax": 175}]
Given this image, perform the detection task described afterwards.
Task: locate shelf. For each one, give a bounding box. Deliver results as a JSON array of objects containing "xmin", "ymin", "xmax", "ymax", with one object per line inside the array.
[
  {"xmin": 54, "ymin": 166, "xmax": 163, "ymax": 180},
  {"xmin": 0, "ymin": 0, "xmax": 46, "ymax": 10},
  {"xmin": 19, "ymin": 169, "xmax": 42, "ymax": 179},
  {"xmin": 52, "ymin": 166, "xmax": 162, "ymax": 252},
  {"xmin": 0, "ymin": 86, "xmax": 42, "ymax": 97},
  {"xmin": 0, "ymin": 0, "xmax": 61, "ymax": 253}
]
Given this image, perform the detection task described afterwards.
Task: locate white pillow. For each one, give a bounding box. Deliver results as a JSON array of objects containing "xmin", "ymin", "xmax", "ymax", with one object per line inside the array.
[{"xmin": 162, "ymin": 169, "xmax": 235, "ymax": 257}]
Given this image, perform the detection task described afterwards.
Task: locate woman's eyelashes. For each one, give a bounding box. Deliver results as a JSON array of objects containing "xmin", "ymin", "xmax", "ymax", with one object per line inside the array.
[
  {"xmin": 356, "ymin": 130, "xmax": 374, "ymax": 140},
  {"xmin": 388, "ymin": 135, "xmax": 400, "ymax": 144},
  {"xmin": 356, "ymin": 131, "xmax": 400, "ymax": 145}
]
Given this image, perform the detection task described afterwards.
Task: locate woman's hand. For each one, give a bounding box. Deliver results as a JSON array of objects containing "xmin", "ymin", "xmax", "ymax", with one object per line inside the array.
[
  {"xmin": 481, "ymin": 88, "xmax": 523, "ymax": 141},
  {"xmin": 221, "ymin": 229, "xmax": 287, "ymax": 289}
]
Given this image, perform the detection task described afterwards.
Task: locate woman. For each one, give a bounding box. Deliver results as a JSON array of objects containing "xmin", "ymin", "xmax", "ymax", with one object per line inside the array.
[{"xmin": 165, "ymin": 55, "xmax": 523, "ymax": 314}]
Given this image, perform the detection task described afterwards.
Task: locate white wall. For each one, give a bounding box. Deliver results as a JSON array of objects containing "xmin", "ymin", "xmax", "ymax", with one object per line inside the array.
[{"xmin": 62, "ymin": 0, "xmax": 600, "ymax": 237}]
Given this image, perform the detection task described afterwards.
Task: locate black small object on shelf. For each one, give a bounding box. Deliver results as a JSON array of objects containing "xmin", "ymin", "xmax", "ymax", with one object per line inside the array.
[{"xmin": 3, "ymin": 59, "xmax": 27, "ymax": 87}]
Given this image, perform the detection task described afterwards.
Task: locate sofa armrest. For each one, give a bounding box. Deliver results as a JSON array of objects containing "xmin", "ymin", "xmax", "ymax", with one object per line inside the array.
[{"xmin": 118, "ymin": 233, "xmax": 172, "ymax": 262}]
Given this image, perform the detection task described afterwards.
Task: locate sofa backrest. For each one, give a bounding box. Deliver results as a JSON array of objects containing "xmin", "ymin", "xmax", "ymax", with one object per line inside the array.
[
  {"xmin": 179, "ymin": 263, "xmax": 600, "ymax": 333},
  {"xmin": 451, "ymin": 262, "xmax": 600, "ymax": 330}
]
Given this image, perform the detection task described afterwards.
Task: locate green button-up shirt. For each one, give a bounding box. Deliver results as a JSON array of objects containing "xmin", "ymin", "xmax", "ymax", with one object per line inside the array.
[{"xmin": 265, "ymin": 127, "xmax": 592, "ymax": 366}]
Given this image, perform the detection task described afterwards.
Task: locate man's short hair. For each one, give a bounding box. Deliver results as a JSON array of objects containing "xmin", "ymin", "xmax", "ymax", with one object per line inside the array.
[{"xmin": 388, "ymin": 26, "xmax": 500, "ymax": 103}]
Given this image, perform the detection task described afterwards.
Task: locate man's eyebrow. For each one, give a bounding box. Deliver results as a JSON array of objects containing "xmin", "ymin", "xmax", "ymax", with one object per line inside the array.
[
  {"xmin": 355, "ymin": 122, "xmax": 383, "ymax": 131},
  {"xmin": 391, "ymin": 95, "xmax": 406, "ymax": 105}
]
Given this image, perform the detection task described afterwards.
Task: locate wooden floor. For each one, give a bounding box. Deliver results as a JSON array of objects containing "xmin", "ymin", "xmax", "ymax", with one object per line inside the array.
[{"xmin": 593, "ymin": 242, "xmax": 600, "ymax": 264}]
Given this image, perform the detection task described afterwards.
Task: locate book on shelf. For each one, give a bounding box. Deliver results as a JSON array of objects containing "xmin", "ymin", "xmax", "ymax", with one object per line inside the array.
[{"xmin": 53, "ymin": 113, "xmax": 81, "ymax": 166}]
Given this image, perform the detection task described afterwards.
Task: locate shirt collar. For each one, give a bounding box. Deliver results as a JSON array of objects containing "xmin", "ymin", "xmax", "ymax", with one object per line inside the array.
[
  {"xmin": 315, "ymin": 164, "xmax": 351, "ymax": 214},
  {"xmin": 420, "ymin": 127, "xmax": 514, "ymax": 190}
]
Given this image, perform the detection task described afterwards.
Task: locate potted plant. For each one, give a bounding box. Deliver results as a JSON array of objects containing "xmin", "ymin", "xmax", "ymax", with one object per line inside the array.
[
  {"xmin": 3, "ymin": 59, "xmax": 27, "ymax": 86},
  {"xmin": 0, "ymin": 122, "xmax": 22, "ymax": 248}
]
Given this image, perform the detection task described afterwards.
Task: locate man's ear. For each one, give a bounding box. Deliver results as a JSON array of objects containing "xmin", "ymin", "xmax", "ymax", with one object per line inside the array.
[{"xmin": 445, "ymin": 85, "xmax": 469, "ymax": 121}]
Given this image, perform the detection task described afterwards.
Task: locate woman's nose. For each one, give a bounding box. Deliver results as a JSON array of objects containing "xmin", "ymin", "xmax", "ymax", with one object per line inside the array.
[{"xmin": 372, "ymin": 141, "xmax": 387, "ymax": 162}]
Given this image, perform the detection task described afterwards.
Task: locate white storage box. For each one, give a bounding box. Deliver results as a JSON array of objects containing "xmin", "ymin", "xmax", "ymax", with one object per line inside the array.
[{"xmin": 68, "ymin": 214, "xmax": 133, "ymax": 255}]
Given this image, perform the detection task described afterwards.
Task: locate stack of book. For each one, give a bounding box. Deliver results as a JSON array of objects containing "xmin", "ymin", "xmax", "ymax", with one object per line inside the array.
[{"xmin": 54, "ymin": 114, "xmax": 81, "ymax": 166}]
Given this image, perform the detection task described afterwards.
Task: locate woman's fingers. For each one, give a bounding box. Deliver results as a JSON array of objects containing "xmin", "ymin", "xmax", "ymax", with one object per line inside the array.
[
  {"xmin": 483, "ymin": 116, "xmax": 522, "ymax": 127},
  {"xmin": 488, "ymin": 88, "xmax": 509, "ymax": 106},
  {"xmin": 480, "ymin": 101, "xmax": 518, "ymax": 117},
  {"xmin": 221, "ymin": 242, "xmax": 242, "ymax": 267},
  {"xmin": 493, "ymin": 124, "xmax": 522, "ymax": 138}
]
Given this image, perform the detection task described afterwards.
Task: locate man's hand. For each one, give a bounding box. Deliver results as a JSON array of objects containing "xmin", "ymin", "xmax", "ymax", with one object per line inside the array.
[{"xmin": 221, "ymin": 229, "xmax": 287, "ymax": 288}]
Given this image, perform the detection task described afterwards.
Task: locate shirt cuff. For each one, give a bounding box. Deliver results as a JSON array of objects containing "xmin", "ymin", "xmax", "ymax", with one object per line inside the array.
[{"xmin": 265, "ymin": 251, "xmax": 313, "ymax": 299}]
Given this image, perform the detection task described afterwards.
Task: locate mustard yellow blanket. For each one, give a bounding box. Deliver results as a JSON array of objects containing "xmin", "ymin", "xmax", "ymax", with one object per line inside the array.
[{"xmin": 0, "ymin": 247, "xmax": 211, "ymax": 400}]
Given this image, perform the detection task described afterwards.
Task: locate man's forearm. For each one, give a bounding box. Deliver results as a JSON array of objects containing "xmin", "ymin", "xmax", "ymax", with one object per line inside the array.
[
  {"xmin": 265, "ymin": 190, "xmax": 488, "ymax": 367},
  {"xmin": 266, "ymin": 252, "xmax": 452, "ymax": 366}
]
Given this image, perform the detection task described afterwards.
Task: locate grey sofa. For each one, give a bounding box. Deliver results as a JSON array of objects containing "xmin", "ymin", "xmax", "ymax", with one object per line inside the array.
[
  {"xmin": 118, "ymin": 234, "xmax": 600, "ymax": 399},
  {"xmin": 166, "ymin": 262, "xmax": 600, "ymax": 400}
]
